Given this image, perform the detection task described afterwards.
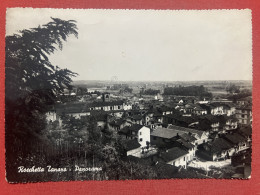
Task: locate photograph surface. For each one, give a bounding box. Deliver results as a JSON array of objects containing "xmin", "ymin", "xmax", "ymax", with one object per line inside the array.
[{"xmin": 5, "ymin": 8, "xmax": 252, "ymax": 182}]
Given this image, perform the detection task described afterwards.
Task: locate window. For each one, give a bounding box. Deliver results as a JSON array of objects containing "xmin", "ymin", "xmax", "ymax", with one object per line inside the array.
[
  {"xmin": 110, "ymin": 106, "xmax": 113, "ymax": 110},
  {"xmin": 153, "ymin": 137, "xmax": 157, "ymax": 140},
  {"xmin": 101, "ymin": 107, "xmax": 103, "ymax": 110},
  {"xmin": 118, "ymin": 106, "xmax": 121, "ymax": 109},
  {"xmin": 140, "ymin": 132, "xmax": 142, "ymax": 135},
  {"xmin": 183, "ymin": 157, "xmax": 185, "ymax": 161},
  {"xmin": 139, "ymin": 138, "xmax": 143, "ymax": 142}
]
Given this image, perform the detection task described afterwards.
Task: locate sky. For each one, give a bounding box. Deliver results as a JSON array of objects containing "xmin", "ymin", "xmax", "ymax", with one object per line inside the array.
[{"xmin": 6, "ymin": 8, "xmax": 252, "ymax": 81}]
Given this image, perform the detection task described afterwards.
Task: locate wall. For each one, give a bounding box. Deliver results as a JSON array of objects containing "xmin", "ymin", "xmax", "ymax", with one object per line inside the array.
[
  {"xmin": 123, "ymin": 103, "xmax": 132, "ymax": 110},
  {"xmin": 138, "ymin": 126, "xmax": 150, "ymax": 147},
  {"xmin": 167, "ymin": 155, "xmax": 188, "ymax": 169},
  {"xmin": 127, "ymin": 148, "xmax": 141, "ymax": 156},
  {"xmin": 70, "ymin": 112, "xmax": 90, "ymax": 119}
]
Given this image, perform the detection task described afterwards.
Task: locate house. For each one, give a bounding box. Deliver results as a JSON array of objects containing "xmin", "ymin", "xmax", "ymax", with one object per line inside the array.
[
  {"xmin": 163, "ymin": 114, "xmax": 198, "ymax": 128},
  {"xmin": 237, "ymin": 126, "xmax": 252, "ymax": 143},
  {"xmin": 129, "ymin": 125, "xmax": 150, "ymax": 147},
  {"xmin": 120, "ymin": 124, "xmax": 150, "ymax": 146},
  {"xmin": 198, "ymin": 138, "xmax": 234, "ymax": 161},
  {"xmin": 198, "ymin": 132, "xmax": 249, "ymax": 161},
  {"xmin": 124, "ymin": 125, "xmax": 151, "ymax": 157},
  {"xmin": 46, "ymin": 102, "xmax": 91, "ymax": 125},
  {"xmin": 138, "ymin": 126, "xmax": 151, "ymax": 147},
  {"xmin": 200, "ymin": 103, "xmax": 225, "ymax": 115},
  {"xmin": 108, "ymin": 118, "xmax": 131, "ymax": 131},
  {"xmin": 150, "ymin": 127, "xmax": 186, "ymax": 147},
  {"xmin": 223, "ymin": 133, "xmax": 249, "ymax": 153},
  {"xmin": 158, "ymin": 106, "xmax": 174, "ymax": 115},
  {"xmin": 231, "ymin": 150, "xmax": 251, "ymax": 167},
  {"xmin": 167, "ymin": 124, "xmax": 208, "ymax": 145},
  {"xmin": 196, "ymin": 115, "xmax": 220, "ymax": 132},
  {"xmin": 123, "ymin": 102, "xmax": 133, "ymax": 110},
  {"xmin": 88, "ymin": 100, "xmax": 125, "ymax": 111},
  {"xmin": 144, "ymin": 108, "xmax": 164, "ymax": 124},
  {"xmin": 160, "ymin": 147, "xmax": 189, "ymax": 169},
  {"xmin": 223, "ymin": 103, "xmax": 236, "ymax": 116},
  {"xmin": 222, "ymin": 116, "xmax": 238, "ymax": 132},
  {"xmin": 128, "ymin": 114, "xmax": 143, "ymax": 125},
  {"xmin": 178, "ymin": 133, "xmax": 197, "ymax": 145},
  {"xmin": 235, "ymin": 104, "xmax": 252, "ymax": 126},
  {"xmin": 193, "ymin": 105, "xmax": 208, "ymax": 115},
  {"xmin": 194, "ymin": 115, "xmax": 237, "ymax": 133},
  {"xmin": 184, "ymin": 104, "xmax": 196, "ymax": 114},
  {"xmin": 236, "ymin": 96, "xmax": 252, "ymax": 105},
  {"xmin": 144, "ymin": 111, "xmax": 154, "ymax": 126},
  {"xmin": 174, "ymin": 138, "xmax": 196, "ymax": 162}
]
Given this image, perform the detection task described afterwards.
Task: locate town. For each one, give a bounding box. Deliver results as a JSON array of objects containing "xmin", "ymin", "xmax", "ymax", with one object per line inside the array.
[{"xmin": 45, "ymin": 80, "xmax": 252, "ymax": 179}]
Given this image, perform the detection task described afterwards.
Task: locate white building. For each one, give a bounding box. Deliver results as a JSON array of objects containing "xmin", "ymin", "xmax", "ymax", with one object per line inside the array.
[{"xmin": 138, "ymin": 126, "xmax": 150, "ymax": 147}]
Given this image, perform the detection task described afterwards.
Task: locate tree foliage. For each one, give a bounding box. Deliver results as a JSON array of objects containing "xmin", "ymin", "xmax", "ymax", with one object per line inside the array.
[
  {"xmin": 164, "ymin": 85, "xmax": 212, "ymax": 98},
  {"xmin": 5, "ymin": 18, "xmax": 79, "ymax": 151},
  {"xmin": 143, "ymin": 88, "xmax": 160, "ymax": 95},
  {"xmin": 226, "ymin": 84, "xmax": 240, "ymax": 94}
]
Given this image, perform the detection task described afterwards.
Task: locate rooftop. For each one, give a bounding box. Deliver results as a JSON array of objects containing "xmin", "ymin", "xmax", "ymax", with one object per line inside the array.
[
  {"xmin": 167, "ymin": 124, "xmax": 205, "ymax": 138},
  {"xmin": 224, "ymin": 133, "xmax": 247, "ymax": 145},
  {"xmin": 129, "ymin": 124, "xmax": 144, "ymax": 132},
  {"xmin": 206, "ymin": 138, "xmax": 233, "ymax": 154},
  {"xmin": 176, "ymin": 138, "xmax": 195, "ymax": 150},
  {"xmin": 161, "ymin": 147, "xmax": 189, "ymax": 162},
  {"xmin": 89, "ymin": 100, "xmax": 124, "ymax": 107},
  {"xmin": 151, "ymin": 127, "xmax": 185, "ymax": 139}
]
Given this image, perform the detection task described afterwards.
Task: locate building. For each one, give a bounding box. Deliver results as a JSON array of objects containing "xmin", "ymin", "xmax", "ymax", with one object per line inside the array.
[
  {"xmin": 223, "ymin": 103, "xmax": 236, "ymax": 116},
  {"xmin": 119, "ymin": 124, "xmax": 150, "ymax": 147},
  {"xmin": 198, "ymin": 133, "xmax": 249, "ymax": 161},
  {"xmin": 200, "ymin": 103, "xmax": 225, "ymax": 115},
  {"xmin": 223, "ymin": 116, "xmax": 238, "ymax": 132},
  {"xmin": 167, "ymin": 124, "xmax": 208, "ymax": 145},
  {"xmin": 223, "ymin": 133, "xmax": 249, "ymax": 153},
  {"xmin": 198, "ymin": 138, "xmax": 234, "ymax": 161},
  {"xmin": 89, "ymin": 100, "xmax": 125, "ymax": 111},
  {"xmin": 138, "ymin": 126, "xmax": 151, "ymax": 147},
  {"xmin": 108, "ymin": 118, "xmax": 131, "ymax": 131},
  {"xmin": 150, "ymin": 127, "xmax": 186, "ymax": 148},
  {"xmin": 46, "ymin": 102, "xmax": 91, "ymax": 123},
  {"xmin": 236, "ymin": 96, "xmax": 252, "ymax": 105},
  {"xmin": 235, "ymin": 104, "xmax": 252, "ymax": 126},
  {"xmin": 160, "ymin": 147, "xmax": 189, "ymax": 168}
]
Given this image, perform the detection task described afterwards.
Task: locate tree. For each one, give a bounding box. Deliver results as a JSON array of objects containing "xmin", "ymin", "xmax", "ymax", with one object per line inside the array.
[
  {"xmin": 5, "ymin": 18, "xmax": 79, "ymax": 162},
  {"xmin": 226, "ymin": 84, "xmax": 240, "ymax": 94},
  {"xmin": 143, "ymin": 88, "xmax": 160, "ymax": 95}
]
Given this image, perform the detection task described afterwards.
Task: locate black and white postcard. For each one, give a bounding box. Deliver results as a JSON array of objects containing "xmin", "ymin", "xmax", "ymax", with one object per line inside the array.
[{"xmin": 5, "ymin": 8, "xmax": 252, "ymax": 182}]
